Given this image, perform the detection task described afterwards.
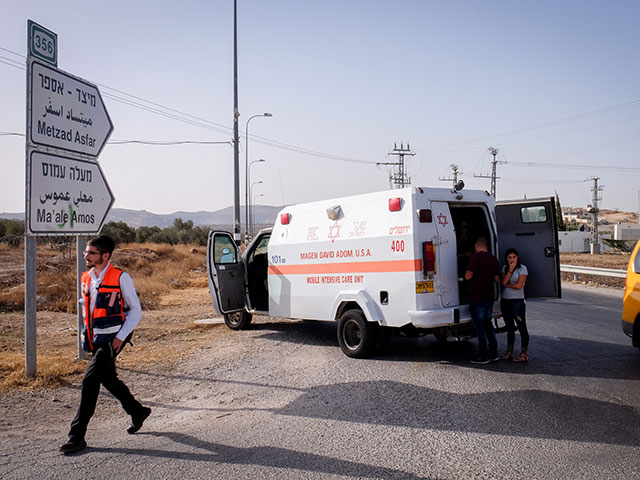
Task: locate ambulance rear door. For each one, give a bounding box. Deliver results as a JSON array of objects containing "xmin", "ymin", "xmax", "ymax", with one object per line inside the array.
[
  {"xmin": 206, "ymin": 231, "xmax": 247, "ymax": 315},
  {"xmin": 430, "ymin": 201, "xmax": 460, "ymax": 307},
  {"xmin": 495, "ymin": 197, "xmax": 561, "ymax": 298}
]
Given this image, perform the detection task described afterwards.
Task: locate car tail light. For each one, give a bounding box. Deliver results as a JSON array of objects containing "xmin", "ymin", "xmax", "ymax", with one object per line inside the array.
[
  {"xmin": 423, "ymin": 241, "xmax": 436, "ymax": 276},
  {"xmin": 280, "ymin": 213, "xmax": 291, "ymax": 225},
  {"xmin": 389, "ymin": 198, "xmax": 402, "ymax": 211}
]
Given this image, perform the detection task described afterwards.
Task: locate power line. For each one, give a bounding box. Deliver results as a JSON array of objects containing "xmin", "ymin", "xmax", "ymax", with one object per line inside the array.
[
  {"xmin": 99, "ymin": 85, "xmax": 234, "ymax": 136},
  {"xmin": 0, "ymin": 47, "xmax": 372, "ymax": 164},
  {"xmin": 500, "ymin": 177, "xmax": 586, "ymax": 185},
  {"xmin": 507, "ymin": 161, "xmax": 640, "ymax": 172},
  {"xmin": 109, "ymin": 139, "xmax": 232, "ymax": 145},
  {"xmin": 2, "ymin": 42, "xmax": 639, "ymax": 167},
  {"xmin": 0, "ymin": 131, "xmax": 232, "ymax": 146},
  {"xmin": 0, "ymin": 57, "xmax": 24, "ymax": 70},
  {"xmin": 0, "ymin": 46, "xmax": 23, "ymax": 57},
  {"xmin": 427, "ymin": 98, "xmax": 640, "ymax": 152}
]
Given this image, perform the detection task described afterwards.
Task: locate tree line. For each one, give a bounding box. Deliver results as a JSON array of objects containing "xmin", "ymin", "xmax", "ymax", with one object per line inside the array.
[{"xmin": 0, "ymin": 218, "xmax": 217, "ymax": 247}]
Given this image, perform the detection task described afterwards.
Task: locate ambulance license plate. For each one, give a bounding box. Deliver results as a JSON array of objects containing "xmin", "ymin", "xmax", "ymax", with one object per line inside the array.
[{"xmin": 415, "ymin": 281, "xmax": 434, "ymax": 293}]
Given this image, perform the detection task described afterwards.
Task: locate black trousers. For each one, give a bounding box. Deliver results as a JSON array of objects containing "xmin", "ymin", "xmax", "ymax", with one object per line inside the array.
[{"xmin": 69, "ymin": 343, "xmax": 143, "ymax": 439}]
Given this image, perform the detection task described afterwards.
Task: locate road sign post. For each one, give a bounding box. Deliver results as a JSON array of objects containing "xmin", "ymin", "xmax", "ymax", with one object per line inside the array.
[{"xmin": 24, "ymin": 20, "xmax": 115, "ymax": 376}]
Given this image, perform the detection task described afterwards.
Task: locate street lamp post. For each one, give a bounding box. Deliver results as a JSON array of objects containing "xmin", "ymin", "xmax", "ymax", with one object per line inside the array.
[
  {"xmin": 248, "ymin": 158, "xmax": 265, "ymax": 243},
  {"xmin": 250, "ymin": 181, "xmax": 263, "ymax": 239},
  {"xmin": 252, "ymin": 193, "xmax": 265, "ymax": 237},
  {"xmin": 245, "ymin": 113, "xmax": 272, "ymax": 245}
]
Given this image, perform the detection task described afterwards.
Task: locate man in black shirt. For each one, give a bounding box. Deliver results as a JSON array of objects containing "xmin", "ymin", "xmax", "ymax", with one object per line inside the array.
[{"xmin": 465, "ymin": 237, "xmax": 500, "ymax": 364}]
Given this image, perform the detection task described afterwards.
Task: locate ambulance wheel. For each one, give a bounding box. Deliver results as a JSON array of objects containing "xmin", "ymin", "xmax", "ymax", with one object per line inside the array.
[
  {"xmin": 337, "ymin": 310, "xmax": 377, "ymax": 358},
  {"xmin": 224, "ymin": 310, "xmax": 252, "ymax": 330}
]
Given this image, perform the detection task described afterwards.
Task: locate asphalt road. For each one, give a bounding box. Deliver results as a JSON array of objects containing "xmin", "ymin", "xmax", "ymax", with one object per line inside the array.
[{"xmin": 2, "ymin": 283, "xmax": 639, "ymax": 479}]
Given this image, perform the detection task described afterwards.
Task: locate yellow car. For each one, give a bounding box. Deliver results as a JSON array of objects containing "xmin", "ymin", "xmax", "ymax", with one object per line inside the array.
[{"xmin": 622, "ymin": 239, "xmax": 640, "ymax": 350}]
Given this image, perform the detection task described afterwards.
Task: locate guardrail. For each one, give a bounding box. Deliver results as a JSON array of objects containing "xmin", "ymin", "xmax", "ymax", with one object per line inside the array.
[{"xmin": 560, "ymin": 264, "xmax": 627, "ymax": 279}]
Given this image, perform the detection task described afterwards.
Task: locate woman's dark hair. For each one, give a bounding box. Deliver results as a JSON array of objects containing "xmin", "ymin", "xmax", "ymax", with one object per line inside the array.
[{"xmin": 504, "ymin": 247, "xmax": 521, "ymax": 271}]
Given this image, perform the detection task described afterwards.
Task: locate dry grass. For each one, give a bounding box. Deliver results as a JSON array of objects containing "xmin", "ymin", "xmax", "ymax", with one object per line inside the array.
[
  {"xmin": 0, "ymin": 287, "xmax": 221, "ymax": 393},
  {"xmin": 0, "ymin": 243, "xmax": 208, "ymax": 312},
  {"xmin": 0, "ymin": 243, "xmax": 218, "ymax": 393},
  {"xmin": 560, "ymin": 251, "xmax": 631, "ymax": 270}
]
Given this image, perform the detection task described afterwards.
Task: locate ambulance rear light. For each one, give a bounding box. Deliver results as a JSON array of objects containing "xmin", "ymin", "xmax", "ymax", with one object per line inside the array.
[
  {"xmin": 280, "ymin": 213, "xmax": 291, "ymax": 225},
  {"xmin": 389, "ymin": 198, "xmax": 402, "ymax": 211},
  {"xmin": 422, "ymin": 241, "xmax": 436, "ymax": 276},
  {"xmin": 418, "ymin": 209, "xmax": 432, "ymax": 223}
]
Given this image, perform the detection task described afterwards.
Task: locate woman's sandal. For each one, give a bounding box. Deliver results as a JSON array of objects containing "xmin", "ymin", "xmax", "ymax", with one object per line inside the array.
[
  {"xmin": 513, "ymin": 351, "xmax": 529, "ymax": 363},
  {"xmin": 501, "ymin": 350, "xmax": 514, "ymax": 361}
]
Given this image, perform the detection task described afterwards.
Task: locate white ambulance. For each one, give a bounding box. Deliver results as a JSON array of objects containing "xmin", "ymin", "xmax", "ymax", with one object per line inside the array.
[{"xmin": 207, "ymin": 186, "xmax": 560, "ymax": 357}]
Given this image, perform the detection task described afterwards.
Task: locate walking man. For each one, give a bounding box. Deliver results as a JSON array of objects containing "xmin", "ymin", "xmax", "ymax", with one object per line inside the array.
[
  {"xmin": 465, "ymin": 237, "xmax": 500, "ymax": 364},
  {"xmin": 60, "ymin": 235, "xmax": 151, "ymax": 454}
]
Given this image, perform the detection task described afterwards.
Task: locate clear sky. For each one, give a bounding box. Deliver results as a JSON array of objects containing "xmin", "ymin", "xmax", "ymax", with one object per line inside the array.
[{"xmin": 2, "ymin": 0, "xmax": 639, "ymax": 217}]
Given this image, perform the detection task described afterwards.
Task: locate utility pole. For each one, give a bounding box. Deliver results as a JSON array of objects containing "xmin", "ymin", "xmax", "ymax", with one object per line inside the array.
[
  {"xmin": 589, "ymin": 176, "xmax": 603, "ymax": 254},
  {"xmin": 232, "ymin": 0, "xmax": 241, "ymax": 246},
  {"xmin": 474, "ymin": 147, "xmax": 503, "ymax": 197},
  {"xmin": 439, "ymin": 164, "xmax": 462, "ymax": 188},
  {"xmin": 376, "ymin": 143, "xmax": 414, "ymax": 189}
]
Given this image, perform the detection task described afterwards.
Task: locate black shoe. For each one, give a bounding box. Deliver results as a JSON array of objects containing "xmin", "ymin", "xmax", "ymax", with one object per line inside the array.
[
  {"xmin": 127, "ymin": 406, "xmax": 151, "ymax": 434},
  {"xmin": 59, "ymin": 437, "xmax": 87, "ymax": 454}
]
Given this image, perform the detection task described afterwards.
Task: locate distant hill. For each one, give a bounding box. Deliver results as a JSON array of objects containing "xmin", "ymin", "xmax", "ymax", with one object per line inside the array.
[{"xmin": 0, "ymin": 205, "xmax": 285, "ymax": 228}]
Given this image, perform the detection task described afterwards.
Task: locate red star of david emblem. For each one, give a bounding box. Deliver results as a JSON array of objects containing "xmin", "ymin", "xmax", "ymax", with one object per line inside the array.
[
  {"xmin": 437, "ymin": 213, "xmax": 448, "ymax": 227},
  {"xmin": 328, "ymin": 221, "xmax": 342, "ymax": 243}
]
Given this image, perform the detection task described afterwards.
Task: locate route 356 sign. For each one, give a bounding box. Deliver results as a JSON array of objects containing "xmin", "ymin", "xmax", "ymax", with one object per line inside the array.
[{"xmin": 28, "ymin": 20, "xmax": 57, "ymax": 66}]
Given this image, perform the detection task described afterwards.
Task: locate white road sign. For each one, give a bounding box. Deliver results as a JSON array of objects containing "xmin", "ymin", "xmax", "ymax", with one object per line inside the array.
[
  {"xmin": 28, "ymin": 150, "xmax": 115, "ymax": 235},
  {"xmin": 29, "ymin": 59, "xmax": 113, "ymax": 158}
]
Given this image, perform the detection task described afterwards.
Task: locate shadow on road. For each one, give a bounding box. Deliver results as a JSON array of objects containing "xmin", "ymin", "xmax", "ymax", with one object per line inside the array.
[
  {"xmin": 275, "ymin": 380, "xmax": 640, "ymax": 447},
  {"xmin": 251, "ymin": 320, "xmax": 640, "ymax": 380},
  {"xmin": 89, "ymin": 431, "xmax": 432, "ymax": 480}
]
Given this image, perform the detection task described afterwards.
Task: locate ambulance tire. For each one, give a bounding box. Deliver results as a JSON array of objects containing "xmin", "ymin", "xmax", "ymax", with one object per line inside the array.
[
  {"xmin": 224, "ymin": 310, "xmax": 252, "ymax": 330},
  {"xmin": 337, "ymin": 309, "xmax": 378, "ymax": 358}
]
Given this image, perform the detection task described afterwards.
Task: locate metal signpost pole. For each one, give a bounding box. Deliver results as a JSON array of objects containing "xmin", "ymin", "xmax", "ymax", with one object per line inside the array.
[
  {"xmin": 23, "ymin": 21, "xmax": 54, "ymax": 377},
  {"xmin": 24, "ymin": 237, "xmax": 36, "ymax": 377},
  {"xmin": 76, "ymin": 236, "xmax": 89, "ymax": 360}
]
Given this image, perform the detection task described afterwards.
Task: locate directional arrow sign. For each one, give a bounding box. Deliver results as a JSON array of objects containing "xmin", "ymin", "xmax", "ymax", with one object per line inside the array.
[
  {"xmin": 28, "ymin": 150, "xmax": 115, "ymax": 235},
  {"xmin": 29, "ymin": 59, "xmax": 113, "ymax": 158}
]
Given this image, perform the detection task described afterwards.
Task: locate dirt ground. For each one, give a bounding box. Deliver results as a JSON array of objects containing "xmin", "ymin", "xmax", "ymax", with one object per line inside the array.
[
  {"xmin": 560, "ymin": 251, "xmax": 630, "ymax": 289},
  {"xmin": 0, "ymin": 286, "xmax": 221, "ymax": 391}
]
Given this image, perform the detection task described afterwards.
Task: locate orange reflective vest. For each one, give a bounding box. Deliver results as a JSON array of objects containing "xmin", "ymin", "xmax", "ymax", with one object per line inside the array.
[{"xmin": 81, "ymin": 265, "xmax": 125, "ymax": 352}]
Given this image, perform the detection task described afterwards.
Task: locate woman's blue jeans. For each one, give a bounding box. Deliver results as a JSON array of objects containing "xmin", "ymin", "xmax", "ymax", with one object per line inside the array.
[{"xmin": 500, "ymin": 298, "xmax": 528, "ymax": 351}]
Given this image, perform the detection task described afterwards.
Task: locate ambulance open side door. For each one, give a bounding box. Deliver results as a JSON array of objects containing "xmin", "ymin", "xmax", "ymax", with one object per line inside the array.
[
  {"xmin": 206, "ymin": 231, "xmax": 247, "ymax": 315},
  {"xmin": 496, "ymin": 197, "xmax": 561, "ymax": 299}
]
